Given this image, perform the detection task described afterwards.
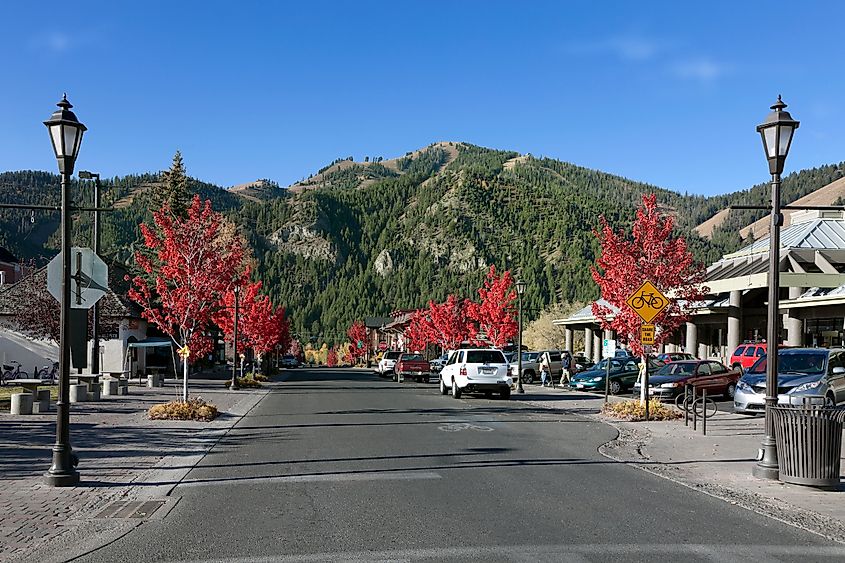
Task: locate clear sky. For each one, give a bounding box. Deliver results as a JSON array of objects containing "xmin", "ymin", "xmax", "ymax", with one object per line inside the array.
[{"xmin": 1, "ymin": 1, "xmax": 843, "ymax": 196}]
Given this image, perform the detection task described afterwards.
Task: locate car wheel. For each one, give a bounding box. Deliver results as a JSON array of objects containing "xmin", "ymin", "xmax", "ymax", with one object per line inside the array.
[
  {"xmin": 500, "ymin": 388, "xmax": 511, "ymax": 400},
  {"xmin": 732, "ymin": 363, "xmax": 742, "ymax": 371},
  {"xmin": 523, "ymin": 371, "xmax": 534, "ymax": 384},
  {"xmin": 452, "ymin": 378, "xmax": 462, "ymax": 399},
  {"xmin": 726, "ymin": 383, "xmax": 736, "ymax": 399},
  {"xmin": 825, "ymin": 393, "xmax": 836, "ymax": 407},
  {"xmin": 424, "ymin": 376, "xmax": 430, "ymax": 384},
  {"xmin": 609, "ymin": 380, "xmax": 622, "ymax": 395},
  {"xmin": 440, "ymin": 377, "xmax": 448, "ymax": 395},
  {"xmin": 392, "ymin": 373, "xmax": 398, "ymax": 382}
]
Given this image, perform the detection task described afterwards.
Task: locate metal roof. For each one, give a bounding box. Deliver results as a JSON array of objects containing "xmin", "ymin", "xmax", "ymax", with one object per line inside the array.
[{"xmin": 726, "ymin": 218, "xmax": 845, "ymax": 259}]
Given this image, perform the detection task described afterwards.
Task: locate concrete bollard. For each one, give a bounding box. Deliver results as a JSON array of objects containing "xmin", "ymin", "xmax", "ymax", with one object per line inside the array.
[
  {"xmin": 102, "ymin": 379, "xmax": 119, "ymax": 396},
  {"xmin": 10, "ymin": 393, "xmax": 33, "ymax": 415},
  {"xmin": 33, "ymin": 389, "xmax": 51, "ymax": 413},
  {"xmin": 118, "ymin": 379, "xmax": 129, "ymax": 395},
  {"xmin": 69, "ymin": 383, "xmax": 88, "ymax": 403},
  {"xmin": 88, "ymin": 382, "xmax": 101, "ymax": 402},
  {"xmin": 147, "ymin": 373, "xmax": 161, "ymax": 388}
]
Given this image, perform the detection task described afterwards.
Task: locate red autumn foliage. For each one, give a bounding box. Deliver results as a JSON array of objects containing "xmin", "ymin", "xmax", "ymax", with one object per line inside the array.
[
  {"xmin": 346, "ymin": 320, "xmax": 368, "ymax": 362},
  {"xmin": 128, "ymin": 196, "xmax": 248, "ymax": 366},
  {"xmin": 591, "ymin": 193, "xmax": 708, "ymax": 356},
  {"xmin": 213, "ymin": 281, "xmax": 290, "ymax": 360},
  {"xmin": 466, "ymin": 265, "xmax": 517, "ymax": 348},
  {"xmin": 405, "ymin": 294, "xmax": 476, "ymax": 351},
  {"xmin": 287, "ymin": 339, "xmax": 303, "ymax": 361},
  {"xmin": 326, "ymin": 347, "xmax": 338, "ymax": 367}
]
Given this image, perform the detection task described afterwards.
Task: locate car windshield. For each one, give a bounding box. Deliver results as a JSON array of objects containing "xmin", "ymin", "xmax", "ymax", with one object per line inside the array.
[
  {"xmin": 466, "ymin": 350, "xmax": 506, "ymax": 364},
  {"xmin": 656, "ymin": 362, "xmax": 696, "ymax": 376},
  {"xmin": 401, "ymin": 354, "xmax": 423, "ymax": 361},
  {"xmin": 384, "ymin": 351, "xmax": 402, "ymax": 360},
  {"xmin": 747, "ymin": 352, "xmax": 826, "ymax": 376}
]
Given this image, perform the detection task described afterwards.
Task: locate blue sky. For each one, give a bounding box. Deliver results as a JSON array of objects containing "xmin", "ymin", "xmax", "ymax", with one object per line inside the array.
[{"xmin": 1, "ymin": 1, "xmax": 843, "ymax": 196}]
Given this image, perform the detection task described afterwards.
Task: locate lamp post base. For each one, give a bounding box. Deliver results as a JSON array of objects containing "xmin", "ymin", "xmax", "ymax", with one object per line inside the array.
[
  {"xmin": 44, "ymin": 470, "xmax": 80, "ymax": 487},
  {"xmin": 45, "ymin": 446, "xmax": 79, "ymax": 487},
  {"xmin": 752, "ymin": 439, "xmax": 779, "ymax": 480}
]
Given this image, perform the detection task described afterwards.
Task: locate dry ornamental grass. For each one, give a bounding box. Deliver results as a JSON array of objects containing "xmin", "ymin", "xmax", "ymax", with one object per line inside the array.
[
  {"xmin": 148, "ymin": 398, "xmax": 219, "ymax": 421},
  {"xmin": 601, "ymin": 398, "xmax": 681, "ymax": 422}
]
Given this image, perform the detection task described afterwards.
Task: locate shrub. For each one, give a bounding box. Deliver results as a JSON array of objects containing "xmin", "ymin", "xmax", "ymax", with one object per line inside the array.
[
  {"xmin": 223, "ymin": 373, "xmax": 264, "ymax": 388},
  {"xmin": 601, "ymin": 399, "xmax": 680, "ymax": 422},
  {"xmin": 148, "ymin": 398, "xmax": 218, "ymax": 421}
]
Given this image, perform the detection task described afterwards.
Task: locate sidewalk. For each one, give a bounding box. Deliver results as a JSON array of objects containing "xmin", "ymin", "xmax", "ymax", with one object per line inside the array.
[
  {"xmin": 0, "ymin": 375, "xmax": 269, "ymax": 563},
  {"xmin": 515, "ymin": 383, "xmax": 845, "ymax": 543}
]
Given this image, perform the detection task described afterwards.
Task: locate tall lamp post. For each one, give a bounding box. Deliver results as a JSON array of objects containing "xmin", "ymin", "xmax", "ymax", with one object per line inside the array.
[
  {"xmin": 230, "ymin": 285, "xmax": 240, "ymax": 391},
  {"xmin": 44, "ymin": 94, "xmax": 86, "ymax": 487},
  {"xmin": 78, "ymin": 170, "xmax": 101, "ymax": 374},
  {"xmin": 515, "ymin": 279, "xmax": 526, "ymax": 394},
  {"xmin": 752, "ymin": 96, "xmax": 799, "ymax": 480}
]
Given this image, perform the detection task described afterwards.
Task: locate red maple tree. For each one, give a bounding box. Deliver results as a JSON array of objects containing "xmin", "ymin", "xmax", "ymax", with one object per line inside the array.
[
  {"xmin": 326, "ymin": 347, "xmax": 338, "ymax": 367},
  {"xmin": 128, "ymin": 195, "xmax": 248, "ymax": 401},
  {"xmin": 214, "ymin": 280, "xmax": 290, "ymax": 373},
  {"xmin": 591, "ymin": 193, "xmax": 708, "ymax": 356},
  {"xmin": 287, "ymin": 339, "xmax": 303, "ymax": 362},
  {"xmin": 467, "ymin": 265, "xmax": 517, "ymax": 348},
  {"xmin": 346, "ymin": 320, "xmax": 368, "ymax": 363},
  {"xmin": 403, "ymin": 309, "xmax": 431, "ymax": 352}
]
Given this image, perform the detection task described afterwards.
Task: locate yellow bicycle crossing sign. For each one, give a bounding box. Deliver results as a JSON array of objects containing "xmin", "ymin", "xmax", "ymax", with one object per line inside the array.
[{"xmin": 626, "ymin": 280, "xmax": 669, "ymax": 324}]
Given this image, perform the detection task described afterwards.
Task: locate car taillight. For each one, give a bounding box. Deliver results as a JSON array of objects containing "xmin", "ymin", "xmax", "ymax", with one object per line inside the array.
[{"xmin": 460, "ymin": 366, "xmax": 467, "ymax": 376}]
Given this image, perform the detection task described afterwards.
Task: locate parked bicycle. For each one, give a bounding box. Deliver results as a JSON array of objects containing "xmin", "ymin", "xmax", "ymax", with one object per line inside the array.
[
  {"xmin": 36, "ymin": 361, "xmax": 59, "ymax": 382},
  {"xmin": 1, "ymin": 361, "xmax": 29, "ymax": 385}
]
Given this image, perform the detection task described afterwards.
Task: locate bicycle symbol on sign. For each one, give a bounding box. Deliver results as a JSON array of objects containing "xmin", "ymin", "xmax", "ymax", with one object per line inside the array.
[{"xmin": 630, "ymin": 291, "xmax": 664, "ymax": 310}]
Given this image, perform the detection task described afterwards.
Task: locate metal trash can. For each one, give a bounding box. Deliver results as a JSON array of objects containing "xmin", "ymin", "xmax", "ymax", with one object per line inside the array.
[{"xmin": 771, "ymin": 404, "xmax": 845, "ymax": 488}]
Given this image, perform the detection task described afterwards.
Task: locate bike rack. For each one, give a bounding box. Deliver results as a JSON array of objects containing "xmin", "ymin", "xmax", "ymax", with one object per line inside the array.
[{"xmin": 675, "ymin": 384, "xmax": 718, "ymax": 436}]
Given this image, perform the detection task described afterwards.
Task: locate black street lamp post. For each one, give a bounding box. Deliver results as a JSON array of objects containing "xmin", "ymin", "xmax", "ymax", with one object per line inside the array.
[
  {"xmin": 752, "ymin": 96, "xmax": 799, "ymax": 480},
  {"xmin": 79, "ymin": 171, "xmax": 101, "ymax": 374},
  {"xmin": 230, "ymin": 285, "xmax": 240, "ymax": 391},
  {"xmin": 44, "ymin": 94, "xmax": 86, "ymax": 487},
  {"xmin": 515, "ymin": 279, "xmax": 526, "ymax": 394}
]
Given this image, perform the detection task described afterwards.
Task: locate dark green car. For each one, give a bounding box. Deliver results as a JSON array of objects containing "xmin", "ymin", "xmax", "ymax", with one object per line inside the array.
[{"xmin": 570, "ymin": 357, "xmax": 662, "ymax": 395}]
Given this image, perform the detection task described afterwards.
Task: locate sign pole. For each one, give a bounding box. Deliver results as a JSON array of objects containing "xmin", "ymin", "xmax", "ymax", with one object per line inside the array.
[
  {"xmin": 644, "ymin": 346, "xmax": 650, "ymax": 421},
  {"xmin": 604, "ymin": 357, "xmax": 610, "ymax": 403}
]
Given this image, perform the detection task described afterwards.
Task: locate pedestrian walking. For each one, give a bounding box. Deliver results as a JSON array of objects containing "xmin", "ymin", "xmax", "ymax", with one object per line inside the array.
[
  {"xmin": 561, "ymin": 352, "xmax": 572, "ymax": 387},
  {"xmin": 540, "ymin": 352, "xmax": 551, "ymax": 386}
]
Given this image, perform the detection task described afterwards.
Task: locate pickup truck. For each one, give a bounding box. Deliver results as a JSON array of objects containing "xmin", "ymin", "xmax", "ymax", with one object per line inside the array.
[{"xmin": 395, "ymin": 353, "xmax": 431, "ymax": 383}]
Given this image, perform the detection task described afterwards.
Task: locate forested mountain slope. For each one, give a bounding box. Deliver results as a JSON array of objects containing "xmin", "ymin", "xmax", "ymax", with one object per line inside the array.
[{"xmin": 0, "ymin": 142, "xmax": 842, "ymax": 339}]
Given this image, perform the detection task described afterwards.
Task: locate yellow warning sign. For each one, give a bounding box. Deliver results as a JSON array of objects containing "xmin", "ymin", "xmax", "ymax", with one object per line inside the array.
[
  {"xmin": 626, "ymin": 280, "xmax": 669, "ymax": 324},
  {"xmin": 640, "ymin": 324, "xmax": 656, "ymax": 345}
]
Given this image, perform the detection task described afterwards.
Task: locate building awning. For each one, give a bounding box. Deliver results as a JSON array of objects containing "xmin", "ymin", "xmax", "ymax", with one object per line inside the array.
[{"xmin": 127, "ymin": 337, "xmax": 173, "ymax": 349}]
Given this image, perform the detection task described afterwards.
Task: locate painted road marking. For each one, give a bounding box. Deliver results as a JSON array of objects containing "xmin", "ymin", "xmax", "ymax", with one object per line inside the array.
[{"xmin": 437, "ymin": 422, "xmax": 494, "ymax": 432}]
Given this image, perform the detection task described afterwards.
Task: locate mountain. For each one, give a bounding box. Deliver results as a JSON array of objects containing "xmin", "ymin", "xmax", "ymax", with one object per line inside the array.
[{"xmin": 1, "ymin": 143, "xmax": 843, "ymax": 340}]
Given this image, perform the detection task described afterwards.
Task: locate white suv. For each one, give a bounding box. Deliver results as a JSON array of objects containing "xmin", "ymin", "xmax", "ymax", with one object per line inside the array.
[
  {"xmin": 439, "ymin": 348, "xmax": 511, "ymax": 400},
  {"xmin": 377, "ymin": 350, "xmax": 402, "ymax": 377}
]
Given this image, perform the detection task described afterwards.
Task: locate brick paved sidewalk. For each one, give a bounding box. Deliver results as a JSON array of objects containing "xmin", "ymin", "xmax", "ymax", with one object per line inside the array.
[{"xmin": 0, "ymin": 377, "xmax": 269, "ymax": 562}]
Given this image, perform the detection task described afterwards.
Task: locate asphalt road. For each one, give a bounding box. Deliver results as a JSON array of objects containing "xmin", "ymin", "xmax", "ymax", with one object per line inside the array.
[{"xmin": 77, "ymin": 368, "xmax": 842, "ymax": 562}]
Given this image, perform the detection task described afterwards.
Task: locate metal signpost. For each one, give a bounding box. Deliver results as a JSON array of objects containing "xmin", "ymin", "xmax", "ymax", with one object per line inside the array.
[
  {"xmin": 626, "ymin": 281, "xmax": 669, "ymax": 421},
  {"xmin": 602, "ymin": 338, "xmax": 616, "ymax": 403}
]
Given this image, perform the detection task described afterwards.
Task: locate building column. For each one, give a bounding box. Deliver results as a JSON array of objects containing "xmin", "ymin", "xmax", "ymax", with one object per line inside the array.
[
  {"xmin": 686, "ymin": 322, "xmax": 698, "ymax": 358},
  {"xmin": 593, "ymin": 331, "xmax": 601, "ymax": 363},
  {"xmin": 584, "ymin": 327, "xmax": 593, "ymax": 360},
  {"xmin": 786, "ymin": 286, "xmax": 804, "ymax": 346},
  {"xmin": 564, "ymin": 328, "xmax": 573, "ymax": 353},
  {"xmin": 727, "ymin": 290, "xmax": 741, "ymax": 363}
]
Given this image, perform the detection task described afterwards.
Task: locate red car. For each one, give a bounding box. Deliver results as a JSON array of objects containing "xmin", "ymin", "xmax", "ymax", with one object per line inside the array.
[
  {"xmin": 395, "ymin": 353, "xmax": 431, "ymax": 383},
  {"xmin": 656, "ymin": 352, "xmax": 696, "ymax": 364},
  {"xmin": 635, "ymin": 360, "xmax": 741, "ymax": 400},
  {"xmin": 729, "ymin": 343, "xmax": 768, "ymax": 371}
]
